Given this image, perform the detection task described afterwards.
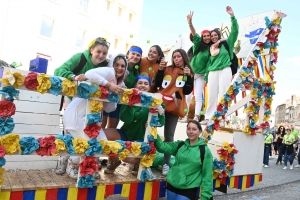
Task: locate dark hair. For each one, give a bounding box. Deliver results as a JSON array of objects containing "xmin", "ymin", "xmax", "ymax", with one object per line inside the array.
[
  {"xmin": 277, "ymin": 126, "xmax": 285, "ymax": 135},
  {"xmin": 150, "ymin": 45, "xmax": 164, "ymax": 64},
  {"xmin": 187, "ymin": 120, "xmax": 202, "ymax": 132},
  {"xmin": 210, "ymin": 28, "xmax": 221, "ymax": 43},
  {"xmin": 113, "ymin": 56, "xmax": 127, "ymax": 85},
  {"xmin": 172, "ymin": 49, "xmax": 194, "ymax": 75},
  {"xmin": 126, "ymin": 45, "xmax": 142, "ymax": 76},
  {"xmin": 189, "ymin": 33, "xmax": 211, "ymax": 52}
]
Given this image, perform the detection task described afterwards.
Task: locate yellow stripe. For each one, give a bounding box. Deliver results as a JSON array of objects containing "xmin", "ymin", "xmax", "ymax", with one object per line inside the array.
[
  {"xmin": 215, "ymin": 179, "xmax": 220, "ymax": 188},
  {"xmin": 95, "ymin": 185, "xmax": 106, "ymax": 200},
  {"xmin": 143, "ymin": 182, "xmax": 153, "ymax": 200},
  {"xmin": 120, "ymin": 183, "xmax": 130, "ymax": 197},
  {"xmin": 0, "ymin": 191, "xmax": 10, "ymax": 200},
  {"xmin": 254, "ymin": 175, "xmax": 259, "ymax": 185},
  {"xmin": 241, "ymin": 175, "xmax": 247, "ymax": 190},
  {"xmin": 34, "ymin": 189, "xmax": 47, "ymax": 200},
  {"xmin": 67, "ymin": 188, "xmax": 78, "ymax": 200},
  {"xmin": 204, "ymin": 86, "xmax": 208, "ymax": 112},
  {"xmin": 229, "ymin": 176, "xmax": 235, "ymax": 188}
]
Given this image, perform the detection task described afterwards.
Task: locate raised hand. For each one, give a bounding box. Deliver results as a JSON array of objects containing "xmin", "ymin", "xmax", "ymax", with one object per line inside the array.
[
  {"xmin": 226, "ymin": 6, "xmax": 234, "ymax": 17},
  {"xmin": 187, "ymin": 11, "xmax": 194, "ymax": 24}
]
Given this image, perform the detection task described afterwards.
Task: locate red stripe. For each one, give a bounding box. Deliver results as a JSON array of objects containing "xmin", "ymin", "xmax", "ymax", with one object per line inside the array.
[
  {"xmin": 259, "ymin": 174, "xmax": 262, "ymax": 182},
  {"xmin": 10, "ymin": 191, "xmax": 23, "ymax": 200},
  {"xmin": 128, "ymin": 182, "xmax": 138, "ymax": 200},
  {"xmin": 105, "ymin": 185, "xmax": 115, "ymax": 198},
  {"xmin": 246, "ymin": 175, "xmax": 251, "ymax": 188},
  {"xmin": 77, "ymin": 188, "xmax": 88, "ymax": 200},
  {"xmin": 151, "ymin": 181, "xmax": 160, "ymax": 200},
  {"xmin": 234, "ymin": 176, "xmax": 239, "ymax": 189},
  {"xmin": 46, "ymin": 189, "xmax": 58, "ymax": 200}
]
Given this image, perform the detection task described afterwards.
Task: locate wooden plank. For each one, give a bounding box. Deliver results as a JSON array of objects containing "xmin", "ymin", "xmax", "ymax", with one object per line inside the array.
[
  {"xmin": 14, "ymin": 100, "xmax": 60, "ymax": 115},
  {"xmin": 46, "ymin": 169, "xmax": 76, "ymax": 188},
  {"xmin": 5, "ymin": 171, "xmax": 23, "ymax": 191},
  {"xmin": 36, "ymin": 170, "xmax": 58, "ymax": 189},
  {"xmin": 18, "ymin": 90, "xmax": 61, "ymax": 104},
  {"xmin": 28, "ymin": 170, "xmax": 47, "ymax": 190},
  {"xmin": 17, "ymin": 171, "xmax": 36, "ymax": 191},
  {"xmin": 13, "ymin": 124, "xmax": 60, "ymax": 135},
  {"xmin": 1, "ymin": 171, "xmax": 12, "ymax": 192},
  {"xmin": 14, "ymin": 112, "xmax": 60, "ymax": 126},
  {"xmin": 226, "ymin": 94, "xmax": 251, "ymax": 117}
]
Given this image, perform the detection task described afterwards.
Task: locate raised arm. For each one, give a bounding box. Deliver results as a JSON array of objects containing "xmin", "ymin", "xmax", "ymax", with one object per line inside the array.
[
  {"xmin": 226, "ymin": 6, "xmax": 239, "ymax": 58},
  {"xmin": 54, "ymin": 53, "xmax": 81, "ymax": 80},
  {"xmin": 187, "ymin": 11, "xmax": 196, "ymax": 36}
]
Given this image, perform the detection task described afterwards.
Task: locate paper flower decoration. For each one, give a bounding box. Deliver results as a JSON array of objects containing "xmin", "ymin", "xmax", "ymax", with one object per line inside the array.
[
  {"xmin": 0, "ymin": 133, "xmax": 20, "ymax": 155},
  {"xmin": 78, "ymin": 156, "xmax": 98, "ymax": 177},
  {"xmin": 19, "ymin": 136, "xmax": 40, "ymax": 155},
  {"xmin": 78, "ymin": 174, "xmax": 95, "ymax": 188},
  {"xmin": 49, "ymin": 76, "xmax": 62, "ymax": 96},
  {"xmin": 36, "ymin": 74, "xmax": 51, "ymax": 94},
  {"xmin": 24, "ymin": 72, "xmax": 39, "ymax": 90},
  {"xmin": 62, "ymin": 79, "xmax": 77, "ymax": 96},
  {"xmin": 0, "ymin": 100, "xmax": 16, "ymax": 118},
  {"xmin": 84, "ymin": 124, "xmax": 101, "ymax": 139},
  {"xmin": 36, "ymin": 136, "xmax": 56, "ymax": 156}
]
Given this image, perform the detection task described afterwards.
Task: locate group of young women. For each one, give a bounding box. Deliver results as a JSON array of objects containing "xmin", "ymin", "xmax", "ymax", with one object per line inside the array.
[{"xmin": 53, "ymin": 6, "xmax": 238, "ymax": 200}]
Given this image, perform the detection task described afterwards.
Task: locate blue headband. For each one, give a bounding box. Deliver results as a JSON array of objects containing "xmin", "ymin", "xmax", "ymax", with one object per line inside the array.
[
  {"xmin": 136, "ymin": 75, "xmax": 150, "ymax": 83},
  {"xmin": 129, "ymin": 47, "xmax": 143, "ymax": 55}
]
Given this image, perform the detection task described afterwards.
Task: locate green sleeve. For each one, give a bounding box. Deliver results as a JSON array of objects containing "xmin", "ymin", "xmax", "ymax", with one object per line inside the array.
[
  {"xmin": 226, "ymin": 16, "xmax": 239, "ymax": 59},
  {"xmin": 158, "ymin": 103, "xmax": 165, "ymax": 126},
  {"xmin": 192, "ymin": 34, "xmax": 202, "ymax": 53},
  {"xmin": 120, "ymin": 105, "xmax": 135, "ymax": 123},
  {"xmin": 54, "ymin": 53, "xmax": 82, "ymax": 79},
  {"xmin": 200, "ymin": 146, "xmax": 213, "ymax": 200},
  {"xmin": 154, "ymin": 135, "xmax": 182, "ymax": 156}
]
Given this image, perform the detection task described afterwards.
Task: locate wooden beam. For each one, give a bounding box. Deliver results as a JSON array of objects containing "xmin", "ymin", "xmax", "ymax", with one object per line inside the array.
[{"xmin": 226, "ymin": 94, "xmax": 251, "ymax": 117}]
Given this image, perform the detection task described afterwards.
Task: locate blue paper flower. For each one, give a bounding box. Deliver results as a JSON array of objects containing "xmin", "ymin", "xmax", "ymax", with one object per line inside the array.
[
  {"xmin": 264, "ymin": 40, "xmax": 271, "ymax": 49},
  {"xmin": 0, "ymin": 86, "xmax": 20, "ymax": 101},
  {"xmin": 86, "ymin": 113, "xmax": 101, "ymax": 125},
  {"xmin": 85, "ymin": 138, "xmax": 103, "ymax": 156},
  {"xmin": 223, "ymin": 94, "xmax": 232, "ymax": 102},
  {"xmin": 78, "ymin": 174, "xmax": 95, "ymax": 188},
  {"xmin": 273, "ymin": 41, "xmax": 279, "ymax": 47},
  {"xmin": 150, "ymin": 116, "xmax": 161, "ymax": 127},
  {"xmin": 264, "ymin": 110, "xmax": 271, "ymax": 116},
  {"xmin": 0, "ymin": 117, "xmax": 15, "ymax": 135},
  {"xmin": 0, "ymin": 157, "xmax": 6, "ymax": 167},
  {"xmin": 214, "ymin": 111, "xmax": 224, "ymax": 118},
  {"xmin": 249, "ymin": 119, "xmax": 256, "ymax": 129},
  {"xmin": 106, "ymin": 90, "xmax": 120, "ymax": 103},
  {"xmin": 56, "ymin": 134, "xmax": 75, "ymax": 155},
  {"xmin": 207, "ymin": 124, "xmax": 213, "ymax": 132},
  {"xmin": 257, "ymin": 90, "xmax": 263, "ymax": 98},
  {"xmin": 140, "ymin": 142, "xmax": 151, "ymax": 156},
  {"xmin": 253, "ymin": 79, "xmax": 260, "ymax": 89},
  {"xmin": 78, "ymin": 83, "xmax": 99, "ymax": 99},
  {"xmin": 252, "ymin": 49, "xmax": 260, "ymax": 57},
  {"xmin": 140, "ymin": 169, "xmax": 150, "ymax": 182},
  {"xmin": 49, "ymin": 77, "xmax": 62, "ymax": 96},
  {"xmin": 140, "ymin": 93, "xmax": 153, "ymax": 107},
  {"xmin": 20, "ymin": 136, "xmax": 40, "ymax": 155},
  {"xmin": 115, "ymin": 140, "xmax": 126, "ymax": 153},
  {"xmin": 265, "ymin": 17, "xmax": 274, "ymax": 29},
  {"xmin": 147, "ymin": 135, "xmax": 155, "ymax": 142}
]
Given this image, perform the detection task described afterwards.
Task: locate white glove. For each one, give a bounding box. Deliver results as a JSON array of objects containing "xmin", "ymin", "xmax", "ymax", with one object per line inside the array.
[{"xmin": 156, "ymin": 105, "xmax": 164, "ymax": 115}]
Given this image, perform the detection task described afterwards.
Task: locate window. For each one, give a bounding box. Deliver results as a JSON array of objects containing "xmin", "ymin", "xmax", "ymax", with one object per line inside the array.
[
  {"xmin": 129, "ymin": 13, "xmax": 133, "ymax": 22},
  {"xmin": 40, "ymin": 16, "xmax": 54, "ymax": 38},
  {"xmin": 125, "ymin": 43, "xmax": 129, "ymax": 52},
  {"xmin": 118, "ymin": 7, "xmax": 122, "ymax": 16},
  {"xmin": 76, "ymin": 29, "xmax": 85, "ymax": 47},
  {"xmin": 79, "ymin": 0, "xmax": 89, "ymax": 13},
  {"xmin": 114, "ymin": 38, "xmax": 119, "ymax": 49},
  {"xmin": 106, "ymin": 0, "xmax": 111, "ymax": 10}
]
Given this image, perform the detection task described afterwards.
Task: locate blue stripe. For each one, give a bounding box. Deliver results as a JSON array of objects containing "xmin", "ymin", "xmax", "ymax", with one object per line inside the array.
[
  {"xmin": 113, "ymin": 184, "xmax": 123, "ymax": 194},
  {"xmin": 159, "ymin": 181, "xmax": 167, "ymax": 198},
  {"xmin": 196, "ymin": 187, "xmax": 200, "ymax": 198},
  {"xmin": 226, "ymin": 177, "xmax": 230, "ymax": 185},
  {"xmin": 57, "ymin": 188, "xmax": 68, "ymax": 200},
  {"xmin": 23, "ymin": 190, "xmax": 35, "ymax": 200},
  {"xmin": 137, "ymin": 182, "xmax": 145, "ymax": 199},
  {"xmin": 258, "ymin": 55, "xmax": 264, "ymax": 76},
  {"xmin": 238, "ymin": 176, "xmax": 243, "ymax": 189},
  {"xmin": 212, "ymin": 179, "xmax": 216, "ymax": 191},
  {"xmin": 250, "ymin": 175, "xmax": 255, "ymax": 187},
  {"xmin": 87, "ymin": 186, "xmax": 97, "ymax": 200}
]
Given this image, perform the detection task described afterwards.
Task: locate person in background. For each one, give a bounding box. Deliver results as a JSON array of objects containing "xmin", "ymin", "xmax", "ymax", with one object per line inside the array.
[
  {"xmin": 282, "ymin": 127, "xmax": 296, "ymax": 170},
  {"xmin": 101, "ymin": 46, "xmax": 143, "ymax": 129},
  {"xmin": 54, "ymin": 37, "xmax": 110, "ymax": 176},
  {"xmin": 263, "ymin": 127, "xmax": 273, "ymax": 168},
  {"xmin": 154, "ymin": 120, "xmax": 213, "ymax": 200},
  {"xmin": 276, "ymin": 126, "xmax": 285, "ymax": 165},
  {"xmin": 156, "ymin": 49, "xmax": 194, "ymax": 175},
  {"xmin": 180, "ymin": 11, "xmax": 212, "ymax": 123},
  {"xmin": 290, "ymin": 124, "xmax": 299, "ymax": 156}
]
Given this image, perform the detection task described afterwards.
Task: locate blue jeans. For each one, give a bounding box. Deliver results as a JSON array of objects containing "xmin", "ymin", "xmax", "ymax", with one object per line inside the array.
[
  {"xmin": 167, "ymin": 190, "xmax": 191, "ymax": 200},
  {"xmin": 263, "ymin": 144, "xmax": 271, "ymax": 165},
  {"xmin": 297, "ymin": 149, "xmax": 300, "ymax": 165},
  {"xmin": 284, "ymin": 150, "xmax": 294, "ymax": 166},
  {"xmin": 276, "ymin": 144, "xmax": 283, "ymax": 163}
]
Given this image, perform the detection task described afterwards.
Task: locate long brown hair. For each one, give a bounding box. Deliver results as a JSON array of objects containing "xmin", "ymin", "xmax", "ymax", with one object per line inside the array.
[{"xmin": 171, "ymin": 49, "xmax": 194, "ymax": 75}]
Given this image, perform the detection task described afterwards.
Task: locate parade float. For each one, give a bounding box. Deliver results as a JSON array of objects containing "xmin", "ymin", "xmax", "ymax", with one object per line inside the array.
[{"xmin": 0, "ymin": 10, "xmax": 285, "ymax": 200}]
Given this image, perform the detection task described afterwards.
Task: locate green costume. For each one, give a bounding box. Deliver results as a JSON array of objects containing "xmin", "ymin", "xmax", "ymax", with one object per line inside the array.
[{"xmin": 190, "ymin": 34, "xmax": 210, "ymax": 75}]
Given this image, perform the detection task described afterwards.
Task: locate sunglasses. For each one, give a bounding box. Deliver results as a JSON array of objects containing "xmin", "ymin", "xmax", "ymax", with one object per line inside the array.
[{"xmin": 96, "ymin": 38, "xmax": 110, "ymax": 48}]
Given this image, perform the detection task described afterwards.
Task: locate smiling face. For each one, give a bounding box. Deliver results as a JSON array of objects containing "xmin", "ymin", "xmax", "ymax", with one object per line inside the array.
[
  {"xmin": 186, "ymin": 122, "xmax": 201, "ymax": 141},
  {"xmin": 136, "ymin": 78, "xmax": 150, "ymax": 92},
  {"xmin": 172, "ymin": 52, "xmax": 184, "ymax": 68},
  {"xmin": 202, "ymin": 32, "xmax": 211, "ymax": 44},
  {"xmin": 90, "ymin": 44, "xmax": 108, "ymax": 65},
  {"xmin": 210, "ymin": 31, "xmax": 220, "ymax": 43},
  {"xmin": 128, "ymin": 51, "xmax": 142, "ymax": 65},
  {"xmin": 113, "ymin": 57, "xmax": 126, "ymax": 79},
  {"xmin": 147, "ymin": 47, "xmax": 160, "ymax": 63}
]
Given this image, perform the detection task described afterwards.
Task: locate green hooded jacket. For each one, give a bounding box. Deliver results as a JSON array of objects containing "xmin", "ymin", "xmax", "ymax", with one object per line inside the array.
[
  {"xmin": 190, "ymin": 34, "xmax": 210, "ymax": 75},
  {"xmin": 155, "ymin": 136, "xmax": 213, "ymax": 200}
]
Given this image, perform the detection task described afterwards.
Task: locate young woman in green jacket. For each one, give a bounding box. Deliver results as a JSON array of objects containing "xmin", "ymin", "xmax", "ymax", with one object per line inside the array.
[
  {"xmin": 201, "ymin": 6, "xmax": 239, "ymax": 125},
  {"xmin": 155, "ymin": 120, "xmax": 213, "ymax": 200}
]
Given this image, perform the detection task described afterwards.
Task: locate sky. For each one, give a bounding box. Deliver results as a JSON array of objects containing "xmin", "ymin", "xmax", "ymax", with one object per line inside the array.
[{"xmin": 139, "ymin": 0, "xmax": 300, "ymax": 111}]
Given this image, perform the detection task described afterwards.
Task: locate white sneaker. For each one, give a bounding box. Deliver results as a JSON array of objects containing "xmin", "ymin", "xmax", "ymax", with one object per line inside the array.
[
  {"xmin": 200, "ymin": 119, "xmax": 208, "ymax": 125},
  {"xmin": 162, "ymin": 164, "xmax": 170, "ymax": 176},
  {"xmin": 290, "ymin": 165, "xmax": 293, "ymax": 170},
  {"xmin": 66, "ymin": 164, "xmax": 79, "ymax": 179},
  {"xmin": 283, "ymin": 166, "xmax": 287, "ymax": 170},
  {"xmin": 263, "ymin": 165, "xmax": 269, "ymax": 168},
  {"xmin": 294, "ymin": 164, "xmax": 300, "ymax": 168},
  {"xmin": 179, "ymin": 115, "xmax": 188, "ymax": 123}
]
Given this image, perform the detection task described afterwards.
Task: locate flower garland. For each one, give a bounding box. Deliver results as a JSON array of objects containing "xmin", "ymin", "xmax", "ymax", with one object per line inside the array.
[
  {"xmin": 213, "ymin": 142, "xmax": 238, "ymax": 184},
  {"xmin": 202, "ymin": 13, "xmax": 284, "ymax": 140}
]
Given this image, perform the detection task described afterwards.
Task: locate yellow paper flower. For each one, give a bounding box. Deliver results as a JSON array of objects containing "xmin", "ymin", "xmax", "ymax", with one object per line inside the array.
[
  {"xmin": 120, "ymin": 89, "xmax": 133, "ymax": 104},
  {"xmin": 219, "ymin": 96, "xmax": 225, "ymax": 105},
  {"xmin": 240, "ymin": 71, "xmax": 249, "ymax": 77},
  {"xmin": 131, "ymin": 142, "xmax": 142, "ymax": 156},
  {"xmin": 256, "ymin": 98, "xmax": 262, "ymax": 107},
  {"xmin": 213, "ymin": 169, "xmax": 220, "ymax": 179},
  {"xmin": 119, "ymin": 149, "xmax": 130, "ymax": 160},
  {"xmin": 102, "ymin": 142, "xmax": 111, "ymax": 154},
  {"xmin": 90, "ymin": 86, "xmax": 101, "ymax": 97},
  {"xmin": 272, "ymin": 17, "xmax": 281, "ymax": 25},
  {"xmin": 270, "ymin": 47, "xmax": 278, "ymax": 53},
  {"xmin": 245, "ymin": 105, "xmax": 255, "ymax": 113},
  {"xmin": 253, "ymin": 114, "xmax": 259, "ymax": 123},
  {"xmin": 90, "ymin": 100, "xmax": 103, "ymax": 113},
  {"xmin": 150, "ymin": 127, "xmax": 157, "ymax": 139},
  {"xmin": 270, "ymin": 65, "xmax": 276, "ymax": 71},
  {"xmin": 0, "ymin": 70, "xmax": 24, "ymax": 88},
  {"xmin": 264, "ymin": 115, "xmax": 270, "ymax": 121},
  {"xmin": 140, "ymin": 154, "xmax": 155, "ymax": 168},
  {"xmin": 271, "ymin": 82, "xmax": 276, "ymax": 91},
  {"xmin": 62, "ymin": 79, "xmax": 77, "ymax": 96},
  {"xmin": 243, "ymin": 125, "xmax": 251, "ymax": 135},
  {"xmin": 52, "ymin": 139, "xmax": 67, "ymax": 156},
  {"xmin": 36, "ymin": 74, "xmax": 51, "ymax": 94},
  {"xmin": 109, "ymin": 141, "xmax": 122, "ymax": 154},
  {"xmin": 0, "ymin": 133, "xmax": 21, "ymax": 155},
  {"xmin": 265, "ymin": 97, "xmax": 273, "ymax": 106},
  {"xmin": 250, "ymin": 89, "xmax": 258, "ymax": 98},
  {"xmin": 226, "ymin": 85, "xmax": 233, "ymax": 95},
  {"xmin": 151, "ymin": 98, "xmax": 163, "ymax": 107},
  {"xmin": 72, "ymin": 138, "xmax": 89, "ymax": 155}
]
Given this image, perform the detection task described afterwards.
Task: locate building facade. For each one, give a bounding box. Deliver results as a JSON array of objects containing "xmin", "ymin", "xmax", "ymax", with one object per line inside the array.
[
  {"xmin": 275, "ymin": 95, "xmax": 300, "ymax": 125},
  {"xmin": 0, "ymin": 0, "xmax": 144, "ymax": 75}
]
